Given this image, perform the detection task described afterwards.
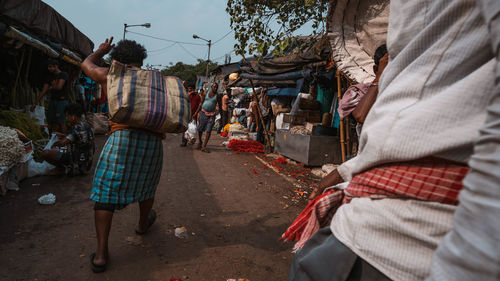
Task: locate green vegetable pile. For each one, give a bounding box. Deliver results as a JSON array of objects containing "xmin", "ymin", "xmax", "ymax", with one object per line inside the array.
[{"xmin": 0, "ymin": 110, "xmax": 46, "ymax": 141}]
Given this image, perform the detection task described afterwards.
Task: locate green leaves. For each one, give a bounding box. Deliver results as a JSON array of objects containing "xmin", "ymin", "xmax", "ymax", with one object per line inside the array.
[
  {"xmin": 161, "ymin": 60, "xmax": 219, "ymax": 86},
  {"xmin": 227, "ymin": 0, "xmax": 328, "ymax": 56}
]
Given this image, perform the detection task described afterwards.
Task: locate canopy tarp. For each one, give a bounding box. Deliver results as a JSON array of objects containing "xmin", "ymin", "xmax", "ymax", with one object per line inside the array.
[
  {"xmin": 0, "ymin": 0, "xmax": 94, "ymax": 56},
  {"xmin": 328, "ymin": 0, "xmax": 389, "ymax": 83},
  {"xmin": 239, "ymin": 37, "xmax": 331, "ymax": 76}
]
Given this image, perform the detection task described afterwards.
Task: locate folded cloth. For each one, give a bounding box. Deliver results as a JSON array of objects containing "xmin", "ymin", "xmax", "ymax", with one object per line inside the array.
[
  {"xmin": 337, "ymin": 83, "xmax": 371, "ymax": 118},
  {"xmin": 282, "ymin": 160, "xmax": 469, "ymax": 251},
  {"xmin": 282, "ymin": 188, "xmax": 344, "ymax": 252}
]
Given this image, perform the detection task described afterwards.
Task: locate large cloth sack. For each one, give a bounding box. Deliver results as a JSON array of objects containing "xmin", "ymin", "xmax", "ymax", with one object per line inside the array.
[{"xmin": 107, "ymin": 61, "xmax": 190, "ymax": 133}]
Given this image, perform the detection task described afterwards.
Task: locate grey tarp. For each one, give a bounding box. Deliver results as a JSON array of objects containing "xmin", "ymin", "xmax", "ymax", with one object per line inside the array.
[
  {"xmin": 239, "ymin": 37, "xmax": 331, "ymax": 76},
  {"xmin": 0, "ymin": 0, "xmax": 94, "ymax": 56},
  {"xmin": 328, "ymin": 0, "xmax": 389, "ymax": 83}
]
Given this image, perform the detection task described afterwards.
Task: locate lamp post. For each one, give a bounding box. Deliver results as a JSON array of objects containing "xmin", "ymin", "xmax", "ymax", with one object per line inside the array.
[
  {"xmin": 123, "ymin": 23, "xmax": 151, "ymax": 40},
  {"xmin": 193, "ymin": 34, "xmax": 212, "ymax": 77}
]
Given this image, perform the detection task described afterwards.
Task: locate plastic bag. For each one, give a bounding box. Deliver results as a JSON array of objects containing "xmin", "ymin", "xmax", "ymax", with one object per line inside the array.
[
  {"xmin": 26, "ymin": 105, "xmax": 49, "ymax": 134},
  {"xmin": 186, "ymin": 121, "xmax": 197, "ymax": 139},
  {"xmin": 27, "ymin": 159, "xmax": 57, "ymax": 178},
  {"xmin": 38, "ymin": 193, "xmax": 56, "ymax": 205},
  {"xmin": 26, "ymin": 105, "xmax": 46, "ymax": 126},
  {"xmin": 44, "ymin": 134, "xmax": 59, "ymax": 151}
]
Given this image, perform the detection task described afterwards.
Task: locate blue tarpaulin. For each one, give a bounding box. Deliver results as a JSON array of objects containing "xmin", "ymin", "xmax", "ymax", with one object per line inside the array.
[{"xmin": 266, "ymin": 88, "xmax": 300, "ymax": 96}]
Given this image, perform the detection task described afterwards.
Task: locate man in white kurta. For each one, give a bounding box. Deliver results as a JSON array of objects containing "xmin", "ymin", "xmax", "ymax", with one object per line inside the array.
[{"xmin": 288, "ymin": 0, "xmax": 498, "ymax": 281}]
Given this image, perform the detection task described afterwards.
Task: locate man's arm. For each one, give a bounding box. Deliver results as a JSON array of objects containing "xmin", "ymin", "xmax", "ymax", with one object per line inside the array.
[
  {"xmin": 31, "ymin": 83, "xmax": 50, "ymax": 111},
  {"xmin": 352, "ymin": 84, "xmax": 378, "ymax": 123},
  {"xmin": 308, "ymin": 169, "xmax": 343, "ymax": 200},
  {"xmin": 193, "ymin": 93, "xmax": 205, "ymax": 118},
  {"xmin": 81, "ymin": 37, "xmax": 115, "ymax": 84},
  {"xmin": 352, "ymin": 54, "xmax": 388, "ymax": 123}
]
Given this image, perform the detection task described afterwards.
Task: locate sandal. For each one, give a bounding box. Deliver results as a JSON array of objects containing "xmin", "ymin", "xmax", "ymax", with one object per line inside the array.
[
  {"xmin": 201, "ymin": 147, "xmax": 210, "ymax": 153},
  {"xmin": 90, "ymin": 253, "xmax": 107, "ymax": 273},
  {"xmin": 135, "ymin": 209, "xmax": 157, "ymax": 235}
]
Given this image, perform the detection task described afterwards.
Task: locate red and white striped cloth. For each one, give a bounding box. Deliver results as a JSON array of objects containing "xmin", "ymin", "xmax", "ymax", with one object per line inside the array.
[
  {"xmin": 282, "ymin": 161, "xmax": 469, "ymax": 251},
  {"xmin": 281, "ymin": 189, "xmax": 344, "ymax": 252}
]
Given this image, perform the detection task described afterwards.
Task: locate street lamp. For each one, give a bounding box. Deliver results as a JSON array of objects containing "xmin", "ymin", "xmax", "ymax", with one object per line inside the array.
[
  {"xmin": 193, "ymin": 34, "xmax": 212, "ymax": 77},
  {"xmin": 123, "ymin": 23, "xmax": 151, "ymax": 40}
]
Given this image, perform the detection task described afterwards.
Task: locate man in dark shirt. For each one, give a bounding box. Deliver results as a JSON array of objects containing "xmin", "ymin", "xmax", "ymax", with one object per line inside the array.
[
  {"xmin": 180, "ymin": 85, "xmax": 202, "ymax": 146},
  {"xmin": 31, "ymin": 59, "xmax": 70, "ymax": 133}
]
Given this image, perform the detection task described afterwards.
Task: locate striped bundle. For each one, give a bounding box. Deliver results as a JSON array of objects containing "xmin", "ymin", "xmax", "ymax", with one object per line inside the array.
[{"xmin": 107, "ymin": 61, "xmax": 190, "ymax": 133}]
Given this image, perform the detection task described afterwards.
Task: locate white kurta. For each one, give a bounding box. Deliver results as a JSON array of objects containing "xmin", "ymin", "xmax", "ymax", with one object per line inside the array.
[{"xmin": 331, "ymin": 0, "xmax": 497, "ymax": 280}]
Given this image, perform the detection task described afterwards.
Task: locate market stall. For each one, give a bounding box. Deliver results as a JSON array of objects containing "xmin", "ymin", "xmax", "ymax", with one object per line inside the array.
[{"xmin": 0, "ymin": 0, "xmax": 94, "ymax": 195}]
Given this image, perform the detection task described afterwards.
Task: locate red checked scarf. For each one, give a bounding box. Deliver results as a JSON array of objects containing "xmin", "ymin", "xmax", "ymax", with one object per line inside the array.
[{"xmin": 282, "ymin": 160, "xmax": 469, "ymax": 252}]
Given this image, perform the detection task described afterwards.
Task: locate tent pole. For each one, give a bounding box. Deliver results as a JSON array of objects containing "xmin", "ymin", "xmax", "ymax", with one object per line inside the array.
[
  {"xmin": 24, "ymin": 47, "xmax": 33, "ymax": 105},
  {"xmin": 345, "ymin": 116, "xmax": 351, "ymax": 157},
  {"xmin": 12, "ymin": 48, "xmax": 26, "ymax": 108},
  {"xmin": 336, "ymin": 70, "xmax": 346, "ymax": 163}
]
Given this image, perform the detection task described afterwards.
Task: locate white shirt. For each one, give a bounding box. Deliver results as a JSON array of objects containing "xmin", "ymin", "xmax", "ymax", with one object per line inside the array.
[{"xmin": 331, "ymin": 0, "xmax": 497, "ymax": 280}]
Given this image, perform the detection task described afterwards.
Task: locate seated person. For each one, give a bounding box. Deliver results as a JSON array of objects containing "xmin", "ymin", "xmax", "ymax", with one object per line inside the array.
[{"xmin": 42, "ymin": 104, "xmax": 94, "ymax": 171}]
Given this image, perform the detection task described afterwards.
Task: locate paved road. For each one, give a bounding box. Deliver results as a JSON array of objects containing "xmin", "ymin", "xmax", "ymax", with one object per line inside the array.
[{"xmin": 0, "ymin": 133, "xmax": 305, "ymax": 281}]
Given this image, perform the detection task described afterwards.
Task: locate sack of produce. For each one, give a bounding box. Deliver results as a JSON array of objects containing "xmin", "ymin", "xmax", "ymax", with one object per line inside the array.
[
  {"xmin": 0, "ymin": 126, "xmax": 24, "ymax": 167},
  {"xmin": 107, "ymin": 61, "xmax": 190, "ymax": 133}
]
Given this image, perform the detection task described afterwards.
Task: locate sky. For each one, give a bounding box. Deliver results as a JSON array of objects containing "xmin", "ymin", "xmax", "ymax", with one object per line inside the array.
[{"xmin": 42, "ymin": 0, "xmax": 314, "ymax": 68}]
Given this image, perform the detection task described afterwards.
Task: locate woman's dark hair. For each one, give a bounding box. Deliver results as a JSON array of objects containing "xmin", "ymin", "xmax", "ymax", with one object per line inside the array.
[
  {"xmin": 109, "ymin": 40, "xmax": 147, "ymax": 64},
  {"xmin": 373, "ymin": 44, "xmax": 387, "ymax": 66},
  {"xmin": 64, "ymin": 103, "xmax": 84, "ymax": 117}
]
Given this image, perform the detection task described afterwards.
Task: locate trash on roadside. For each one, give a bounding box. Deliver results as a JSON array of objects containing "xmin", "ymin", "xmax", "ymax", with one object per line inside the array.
[
  {"xmin": 38, "ymin": 193, "xmax": 56, "ymax": 205},
  {"xmin": 125, "ymin": 236, "xmax": 143, "ymax": 245},
  {"xmin": 174, "ymin": 226, "xmax": 187, "ymax": 238},
  {"xmin": 311, "ymin": 168, "xmax": 325, "ymax": 178},
  {"xmin": 294, "ymin": 190, "xmax": 304, "ymax": 196}
]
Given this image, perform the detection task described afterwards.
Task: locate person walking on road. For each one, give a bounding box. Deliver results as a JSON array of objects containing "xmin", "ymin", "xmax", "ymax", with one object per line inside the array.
[
  {"xmin": 31, "ymin": 59, "xmax": 70, "ymax": 134},
  {"xmin": 218, "ymin": 88, "xmax": 231, "ymax": 134},
  {"xmin": 81, "ymin": 37, "xmax": 162, "ymax": 273},
  {"xmin": 193, "ymin": 83, "xmax": 219, "ymax": 152}
]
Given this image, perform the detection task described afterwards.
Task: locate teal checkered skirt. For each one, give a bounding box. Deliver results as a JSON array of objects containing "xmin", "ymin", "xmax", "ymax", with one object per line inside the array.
[{"xmin": 90, "ymin": 129, "xmax": 163, "ymax": 205}]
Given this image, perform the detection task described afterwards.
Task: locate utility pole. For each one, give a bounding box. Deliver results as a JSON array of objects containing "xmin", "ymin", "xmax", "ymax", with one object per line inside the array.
[
  {"xmin": 205, "ymin": 40, "xmax": 211, "ymax": 77},
  {"xmin": 123, "ymin": 23, "xmax": 151, "ymax": 40},
  {"xmin": 193, "ymin": 34, "xmax": 212, "ymax": 78}
]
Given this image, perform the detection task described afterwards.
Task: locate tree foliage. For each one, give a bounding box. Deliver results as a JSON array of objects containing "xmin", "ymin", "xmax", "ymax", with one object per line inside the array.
[
  {"xmin": 226, "ymin": 0, "xmax": 329, "ymax": 56},
  {"xmin": 161, "ymin": 60, "xmax": 219, "ymax": 86}
]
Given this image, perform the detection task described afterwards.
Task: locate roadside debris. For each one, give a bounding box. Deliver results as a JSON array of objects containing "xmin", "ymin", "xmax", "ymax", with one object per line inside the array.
[
  {"xmin": 174, "ymin": 227, "xmax": 188, "ymax": 238},
  {"xmin": 37, "ymin": 193, "xmax": 56, "ymax": 205}
]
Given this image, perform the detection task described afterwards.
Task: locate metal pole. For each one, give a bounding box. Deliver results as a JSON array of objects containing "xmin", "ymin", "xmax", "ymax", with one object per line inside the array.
[
  {"xmin": 336, "ymin": 70, "xmax": 346, "ymax": 163},
  {"xmin": 123, "ymin": 24, "xmax": 127, "ymax": 40},
  {"xmin": 205, "ymin": 40, "xmax": 211, "ymax": 77}
]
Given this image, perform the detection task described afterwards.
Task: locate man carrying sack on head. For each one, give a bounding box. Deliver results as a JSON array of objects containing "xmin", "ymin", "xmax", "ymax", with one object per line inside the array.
[{"xmin": 81, "ymin": 37, "xmax": 189, "ymax": 273}]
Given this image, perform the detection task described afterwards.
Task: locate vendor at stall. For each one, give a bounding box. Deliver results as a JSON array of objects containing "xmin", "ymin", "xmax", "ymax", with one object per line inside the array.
[
  {"xmin": 31, "ymin": 59, "xmax": 70, "ymax": 134},
  {"xmin": 41, "ymin": 104, "xmax": 93, "ymax": 168}
]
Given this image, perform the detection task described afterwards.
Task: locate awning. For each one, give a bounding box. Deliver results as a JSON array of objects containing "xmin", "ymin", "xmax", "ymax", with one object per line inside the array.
[
  {"xmin": 0, "ymin": 0, "xmax": 94, "ymax": 56},
  {"xmin": 328, "ymin": 0, "xmax": 389, "ymax": 83}
]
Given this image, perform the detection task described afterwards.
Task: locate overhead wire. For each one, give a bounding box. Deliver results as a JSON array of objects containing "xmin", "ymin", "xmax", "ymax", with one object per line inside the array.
[
  {"xmin": 212, "ymin": 30, "xmax": 233, "ymax": 45},
  {"xmin": 127, "ymin": 30, "xmax": 205, "ymax": 46},
  {"xmin": 177, "ymin": 43, "xmax": 203, "ymax": 60},
  {"xmin": 147, "ymin": 42, "xmax": 177, "ymax": 53}
]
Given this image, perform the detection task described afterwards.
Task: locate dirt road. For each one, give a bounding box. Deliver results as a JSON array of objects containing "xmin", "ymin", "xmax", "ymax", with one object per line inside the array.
[{"xmin": 0, "ymin": 134, "xmax": 308, "ymax": 281}]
